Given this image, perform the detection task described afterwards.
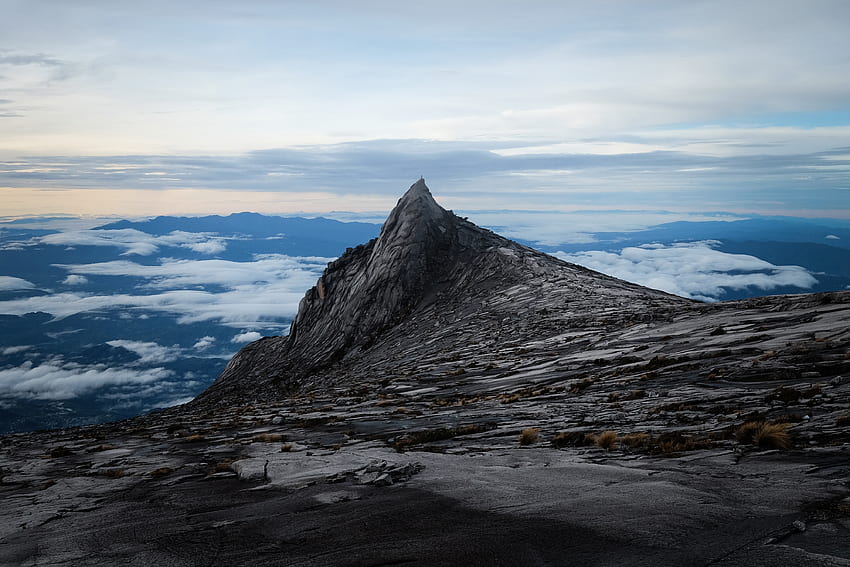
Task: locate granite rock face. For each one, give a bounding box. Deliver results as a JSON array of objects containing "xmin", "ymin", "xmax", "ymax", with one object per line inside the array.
[
  {"xmin": 3, "ymin": 180, "xmax": 850, "ymax": 566},
  {"xmin": 200, "ymin": 178, "xmax": 688, "ymax": 402}
]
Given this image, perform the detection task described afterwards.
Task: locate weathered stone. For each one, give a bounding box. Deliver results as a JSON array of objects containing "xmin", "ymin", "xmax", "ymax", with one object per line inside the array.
[{"xmin": 2, "ymin": 180, "xmax": 850, "ymax": 566}]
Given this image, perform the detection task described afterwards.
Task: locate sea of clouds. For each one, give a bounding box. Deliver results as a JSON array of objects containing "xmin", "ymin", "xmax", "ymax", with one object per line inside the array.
[
  {"xmin": 555, "ymin": 241, "xmax": 817, "ymax": 302},
  {"xmin": 0, "ymin": 218, "xmax": 821, "ymax": 407}
]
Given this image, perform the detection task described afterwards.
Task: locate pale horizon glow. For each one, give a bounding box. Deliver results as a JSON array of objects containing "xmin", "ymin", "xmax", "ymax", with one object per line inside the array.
[
  {"xmin": 1, "ymin": 1, "xmax": 848, "ymax": 217},
  {"xmin": 1, "ymin": 187, "xmax": 398, "ymax": 218}
]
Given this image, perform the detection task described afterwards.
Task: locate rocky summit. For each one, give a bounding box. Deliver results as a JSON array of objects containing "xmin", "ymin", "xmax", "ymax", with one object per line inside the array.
[
  {"xmin": 2, "ymin": 180, "xmax": 850, "ymax": 566},
  {"xmin": 200, "ymin": 178, "xmax": 689, "ymax": 402}
]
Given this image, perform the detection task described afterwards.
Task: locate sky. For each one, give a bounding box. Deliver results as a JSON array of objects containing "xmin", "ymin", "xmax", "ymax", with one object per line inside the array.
[{"xmin": 1, "ymin": 0, "xmax": 849, "ymax": 218}]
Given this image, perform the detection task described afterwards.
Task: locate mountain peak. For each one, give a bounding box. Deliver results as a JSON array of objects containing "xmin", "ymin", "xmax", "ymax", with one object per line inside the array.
[
  {"xmin": 375, "ymin": 178, "xmax": 450, "ymax": 248},
  {"xmin": 394, "ymin": 177, "xmax": 441, "ymax": 215},
  {"xmin": 199, "ymin": 179, "xmax": 687, "ymax": 403}
]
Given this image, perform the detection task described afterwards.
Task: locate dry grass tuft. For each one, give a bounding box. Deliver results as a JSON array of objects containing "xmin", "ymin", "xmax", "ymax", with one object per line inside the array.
[
  {"xmin": 736, "ymin": 421, "xmax": 792, "ymax": 450},
  {"xmin": 735, "ymin": 421, "xmax": 762, "ymax": 444},
  {"xmin": 836, "ymin": 414, "xmax": 850, "ymax": 427},
  {"xmin": 210, "ymin": 458, "xmax": 239, "ymax": 473},
  {"xmin": 280, "ymin": 443, "xmax": 293, "ymax": 452},
  {"xmin": 551, "ymin": 431, "xmax": 591, "ymax": 449},
  {"xmin": 569, "ymin": 378, "xmax": 594, "ymax": 393},
  {"xmin": 149, "ymin": 467, "xmax": 173, "ymax": 478},
  {"xmin": 620, "ymin": 432, "xmax": 650, "ymax": 449},
  {"xmin": 392, "ymin": 422, "xmax": 495, "ymax": 452},
  {"xmin": 594, "ymin": 430, "xmax": 618, "ymax": 450},
  {"xmin": 623, "ymin": 389, "xmax": 647, "ymax": 401},
  {"xmin": 752, "ymin": 422, "xmax": 792, "ymax": 450},
  {"xmin": 518, "ymin": 428, "xmax": 539, "ymax": 446}
]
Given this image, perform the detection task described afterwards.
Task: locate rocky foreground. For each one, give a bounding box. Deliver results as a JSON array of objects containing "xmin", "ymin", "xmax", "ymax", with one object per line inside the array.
[{"xmin": 1, "ymin": 181, "xmax": 849, "ymax": 566}]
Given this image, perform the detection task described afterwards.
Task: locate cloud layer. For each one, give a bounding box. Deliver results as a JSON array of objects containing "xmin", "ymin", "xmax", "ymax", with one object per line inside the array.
[
  {"xmin": 3, "ymin": 138, "xmax": 848, "ymax": 217},
  {"xmin": 0, "ymin": 276, "xmax": 36, "ymax": 290},
  {"xmin": 0, "ymin": 253, "xmax": 329, "ymax": 328},
  {"xmin": 0, "ymin": 359, "xmax": 172, "ymax": 400},
  {"xmin": 40, "ymin": 229, "xmax": 229, "ymax": 256},
  {"xmin": 555, "ymin": 241, "xmax": 818, "ymax": 301}
]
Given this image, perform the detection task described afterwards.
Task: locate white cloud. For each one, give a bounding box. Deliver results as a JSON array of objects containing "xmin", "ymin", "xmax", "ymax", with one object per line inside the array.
[
  {"xmin": 0, "ymin": 254, "xmax": 330, "ymax": 328},
  {"xmin": 106, "ymin": 340, "xmax": 181, "ymax": 364},
  {"xmin": 554, "ymin": 241, "xmax": 818, "ymax": 301},
  {"xmin": 0, "ymin": 360, "xmax": 172, "ymax": 400},
  {"xmin": 57, "ymin": 254, "xmax": 330, "ymax": 290},
  {"xmin": 2, "ymin": 345, "xmax": 31, "ymax": 355},
  {"xmin": 62, "ymin": 274, "xmax": 88, "ymax": 285},
  {"xmin": 39, "ymin": 229, "xmax": 229, "ymax": 256},
  {"xmin": 193, "ymin": 336, "xmax": 215, "ymax": 350},
  {"xmin": 0, "ymin": 276, "xmax": 36, "ymax": 291},
  {"xmin": 231, "ymin": 331, "xmax": 262, "ymax": 344},
  {"xmin": 826, "ymin": 234, "xmax": 840, "ymax": 240}
]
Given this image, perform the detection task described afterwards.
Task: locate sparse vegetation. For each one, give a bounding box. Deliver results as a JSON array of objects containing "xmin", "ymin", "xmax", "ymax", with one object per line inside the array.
[
  {"xmin": 518, "ymin": 428, "xmax": 539, "ymax": 445},
  {"xmin": 149, "ymin": 467, "xmax": 173, "ymax": 478},
  {"xmin": 836, "ymin": 414, "xmax": 850, "ymax": 427},
  {"xmin": 736, "ymin": 421, "xmax": 792, "ymax": 450},
  {"xmin": 393, "ymin": 406, "xmax": 422, "ymax": 415},
  {"xmin": 569, "ymin": 378, "xmax": 593, "ymax": 393},
  {"xmin": 594, "ymin": 430, "xmax": 618, "ymax": 450},
  {"xmin": 392, "ymin": 422, "xmax": 496, "ymax": 452},
  {"xmin": 499, "ymin": 393, "xmax": 522, "ymax": 404},
  {"xmin": 624, "ymin": 389, "xmax": 646, "ymax": 401},
  {"xmin": 252, "ymin": 433, "xmax": 285, "ymax": 443},
  {"xmin": 551, "ymin": 431, "xmax": 593, "ymax": 449},
  {"xmin": 280, "ymin": 443, "xmax": 293, "ymax": 452},
  {"xmin": 620, "ymin": 432, "xmax": 650, "ymax": 449},
  {"xmin": 210, "ymin": 458, "xmax": 239, "ymax": 473},
  {"xmin": 653, "ymin": 432, "xmax": 714, "ymax": 455}
]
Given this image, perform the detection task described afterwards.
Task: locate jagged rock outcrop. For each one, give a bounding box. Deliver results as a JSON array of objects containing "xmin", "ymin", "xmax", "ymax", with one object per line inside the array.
[{"xmin": 199, "ymin": 179, "xmax": 689, "ymax": 403}]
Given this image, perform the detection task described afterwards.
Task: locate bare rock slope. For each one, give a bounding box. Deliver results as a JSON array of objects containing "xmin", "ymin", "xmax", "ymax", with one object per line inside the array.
[
  {"xmin": 2, "ymin": 180, "xmax": 850, "ymax": 566},
  {"xmin": 201, "ymin": 178, "xmax": 690, "ymax": 402}
]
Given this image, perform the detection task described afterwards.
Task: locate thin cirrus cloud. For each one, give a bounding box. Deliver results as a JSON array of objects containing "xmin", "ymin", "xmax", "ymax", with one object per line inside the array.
[{"xmin": 555, "ymin": 241, "xmax": 818, "ymax": 302}]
